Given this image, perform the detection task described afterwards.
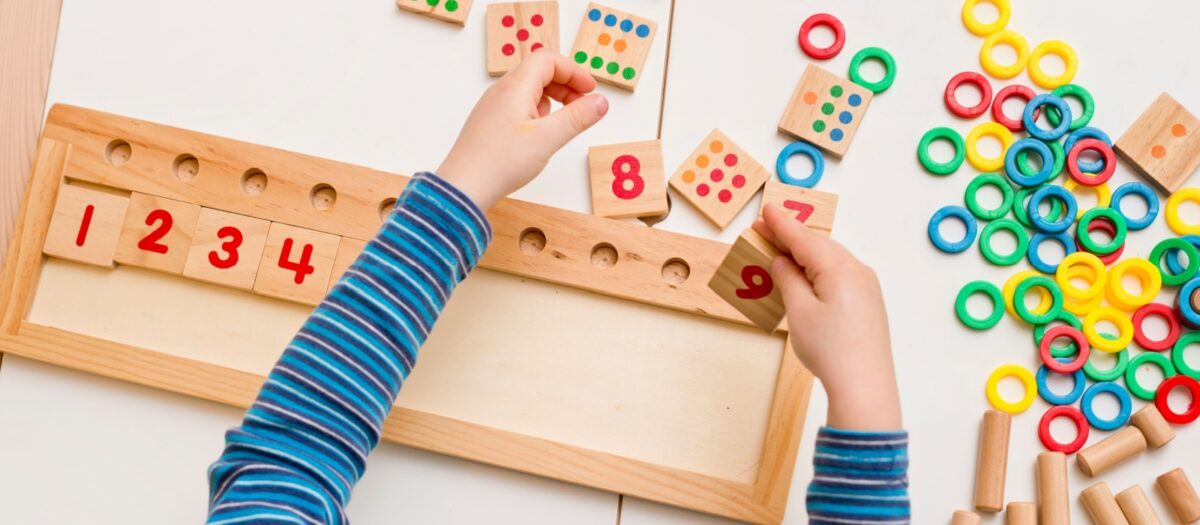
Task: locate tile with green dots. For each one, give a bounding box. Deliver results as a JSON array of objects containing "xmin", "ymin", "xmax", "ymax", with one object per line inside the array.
[
  {"xmin": 395, "ymin": 0, "xmax": 473, "ymax": 25},
  {"xmin": 570, "ymin": 2, "xmax": 657, "ymax": 92},
  {"xmin": 778, "ymin": 65, "xmax": 873, "ymax": 159}
]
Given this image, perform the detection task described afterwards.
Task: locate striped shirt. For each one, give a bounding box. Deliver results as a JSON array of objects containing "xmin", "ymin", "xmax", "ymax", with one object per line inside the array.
[{"xmin": 807, "ymin": 427, "xmax": 911, "ymax": 524}]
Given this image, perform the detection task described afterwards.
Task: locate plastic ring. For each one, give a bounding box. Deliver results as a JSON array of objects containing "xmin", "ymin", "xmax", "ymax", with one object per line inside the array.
[
  {"xmin": 1168, "ymin": 236, "xmax": 1200, "ymax": 275},
  {"xmin": 1040, "ymin": 325, "xmax": 1090, "ymax": 373},
  {"xmin": 980, "ymin": 218, "xmax": 1028, "ymax": 266},
  {"xmin": 1067, "ymin": 139, "xmax": 1116, "ymax": 186},
  {"xmin": 1063, "ymin": 127, "xmax": 1112, "ymax": 174},
  {"xmin": 1028, "ymin": 231, "xmax": 1075, "ymax": 274},
  {"xmin": 1110, "ymin": 182, "xmax": 1159, "ymax": 231},
  {"xmin": 965, "ymin": 173, "xmax": 1015, "ymax": 220},
  {"xmin": 979, "ymin": 30, "xmax": 1029, "ymax": 79},
  {"xmin": 1152, "ymin": 238, "xmax": 1200, "ymax": 287},
  {"xmin": 1106, "ymin": 259, "xmax": 1162, "ymax": 311},
  {"xmin": 1166, "ymin": 188, "xmax": 1200, "ymax": 235},
  {"xmin": 1177, "ymin": 279, "xmax": 1200, "ymax": 329},
  {"xmin": 1035, "ymin": 311, "xmax": 1085, "ymax": 357},
  {"xmin": 1028, "ymin": 185, "xmax": 1076, "ymax": 233},
  {"xmin": 1015, "ymin": 185, "xmax": 1062, "ymax": 228},
  {"xmin": 1004, "ymin": 269, "xmax": 1052, "ymax": 320},
  {"xmin": 1038, "ymin": 405, "xmax": 1089, "ymax": 453},
  {"xmin": 1037, "ymin": 358, "xmax": 1086, "ymax": 405},
  {"xmin": 1155, "ymin": 375, "xmax": 1200, "ymax": 424},
  {"xmin": 945, "ymin": 72, "xmax": 993, "ymax": 118},
  {"xmin": 992, "ymin": 84, "xmax": 1039, "ymax": 131},
  {"xmin": 1077, "ymin": 208, "xmax": 1126, "ymax": 255},
  {"xmin": 928, "ymin": 206, "xmax": 978, "ymax": 254},
  {"xmin": 1017, "ymin": 140, "xmax": 1065, "ymax": 183},
  {"xmin": 986, "ymin": 364, "xmax": 1037, "ymax": 414},
  {"xmin": 798, "ymin": 14, "xmax": 846, "ymax": 60},
  {"xmin": 1126, "ymin": 352, "xmax": 1177, "ymax": 401},
  {"xmin": 1076, "ymin": 218, "xmax": 1124, "ymax": 265},
  {"xmin": 1057, "ymin": 252, "xmax": 1106, "ymax": 301},
  {"xmin": 1063, "ymin": 179, "xmax": 1112, "ymax": 221},
  {"xmin": 1081, "ymin": 382, "xmax": 1132, "ymax": 431},
  {"xmin": 1046, "ymin": 84, "xmax": 1095, "ymax": 130},
  {"xmin": 776, "ymin": 141, "xmax": 825, "ymax": 188},
  {"xmin": 848, "ymin": 47, "xmax": 896, "ymax": 94},
  {"xmin": 1132, "ymin": 303, "xmax": 1183, "ymax": 351},
  {"xmin": 1015, "ymin": 275, "xmax": 1063, "ymax": 324},
  {"xmin": 1084, "ymin": 347, "xmax": 1129, "ymax": 382},
  {"xmin": 1084, "ymin": 307, "xmax": 1134, "ymax": 353},
  {"xmin": 1174, "ymin": 332, "xmax": 1200, "ymax": 380},
  {"xmin": 962, "ymin": 0, "xmax": 1010, "ymax": 36},
  {"xmin": 1024, "ymin": 94, "xmax": 1072, "ymax": 141},
  {"xmin": 965, "ymin": 122, "xmax": 1015, "ymax": 172},
  {"xmin": 1006, "ymin": 138, "xmax": 1055, "ymax": 187},
  {"xmin": 918, "ymin": 127, "xmax": 966, "ymax": 176},
  {"xmin": 956, "ymin": 280, "xmax": 1004, "ymax": 330},
  {"xmin": 1028, "ymin": 40, "xmax": 1079, "ymax": 89}
]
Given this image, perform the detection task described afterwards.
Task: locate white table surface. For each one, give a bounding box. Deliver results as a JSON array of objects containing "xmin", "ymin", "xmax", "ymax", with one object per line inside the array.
[{"xmin": 3, "ymin": 0, "xmax": 1200, "ymax": 523}]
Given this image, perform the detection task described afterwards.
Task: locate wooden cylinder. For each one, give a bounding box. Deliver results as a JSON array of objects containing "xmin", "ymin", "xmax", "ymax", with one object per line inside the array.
[
  {"xmin": 1129, "ymin": 405, "xmax": 1175, "ymax": 449},
  {"xmin": 1115, "ymin": 485, "xmax": 1162, "ymax": 525},
  {"xmin": 974, "ymin": 410, "xmax": 1012, "ymax": 512},
  {"xmin": 1157, "ymin": 468, "xmax": 1200, "ymax": 524},
  {"xmin": 1082, "ymin": 482, "xmax": 1131, "ymax": 525},
  {"xmin": 952, "ymin": 510, "xmax": 982, "ymax": 525},
  {"xmin": 1077, "ymin": 426, "xmax": 1148, "ymax": 477},
  {"xmin": 1006, "ymin": 501, "xmax": 1037, "ymax": 525},
  {"xmin": 1039, "ymin": 451, "xmax": 1070, "ymax": 525}
]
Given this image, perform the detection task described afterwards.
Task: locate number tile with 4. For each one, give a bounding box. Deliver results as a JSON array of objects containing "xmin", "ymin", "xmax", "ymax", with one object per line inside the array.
[
  {"xmin": 183, "ymin": 208, "xmax": 271, "ymax": 291},
  {"xmin": 43, "ymin": 184, "xmax": 130, "ymax": 268},
  {"xmin": 588, "ymin": 140, "xmax": 668, "ymax": 219},
  {"xmin": 255, "ymin": 223, "xmax": 342, "ymax": 306},
  {"xmin": 668, "ymin": 129, "xmax": 770, "ymax": 229},
  {"xmin": 708, "ymin": 228, "xmax": 785, "ymax": 333},
  {"xmin": 759, "ymin": 180, "xmax": 838, "ymax": 237},
  {"xmin": 114, "ymin": 193, "xmax": 202, "ymax": 275}
]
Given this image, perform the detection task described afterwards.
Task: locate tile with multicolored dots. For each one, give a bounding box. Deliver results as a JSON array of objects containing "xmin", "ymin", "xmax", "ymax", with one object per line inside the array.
[
  {"xmin": 396, "ymin": 0, "xmax": 473, "ymax": 25},
  {"xmin": 570, "ymin": 2, "xmax": 656, "ymax": 91},
  {"xmin": 1116, "ymin": 93, "xmax": 1200, "ymax": 194},
  {"xmin": 779, "ymin": 65, "xmax": 873, "ymax": 159},
  {"xmin": 668, "ymin": 129, "xmax": 770, "ymax": 229},
  {"xmin": 486, "ymin": 2, "xmax": 559, "ymax": 76}
]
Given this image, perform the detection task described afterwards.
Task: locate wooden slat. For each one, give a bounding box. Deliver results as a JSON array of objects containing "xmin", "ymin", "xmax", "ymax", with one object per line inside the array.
[{"xmin": 0, "ymin": 139, "xmax": 68, "ymax": 334}]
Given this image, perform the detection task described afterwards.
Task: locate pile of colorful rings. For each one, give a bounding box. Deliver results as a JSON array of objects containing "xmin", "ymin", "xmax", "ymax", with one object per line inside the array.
[{"xmin": 936, "ymin": 0, "xmax": 1200, "ymax": 455}]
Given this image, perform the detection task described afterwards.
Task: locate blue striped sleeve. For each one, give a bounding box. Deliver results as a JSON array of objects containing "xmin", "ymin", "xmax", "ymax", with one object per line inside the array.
[
  {"xmin": 206, "ymin": 172, "xmax": 491, "ymax": 524},
  {"xmin": 807, "ymin": 427, "xmax": 911, "ymax": 525}
]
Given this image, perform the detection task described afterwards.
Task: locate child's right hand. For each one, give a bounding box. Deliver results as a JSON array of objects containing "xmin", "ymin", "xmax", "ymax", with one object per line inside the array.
[{"xmin": 754, "ymin": 204, "xmax": 903, "ymax": 431}]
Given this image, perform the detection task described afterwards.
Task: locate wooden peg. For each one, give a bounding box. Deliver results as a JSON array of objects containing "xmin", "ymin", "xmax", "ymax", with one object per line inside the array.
[
  {"xmin": 1082, "ymin": 482, "xmax": 1131, "ymax": 525},
  {"xmin": 1115, "ymin": 485, "xmax": 1162, "ymax": 525},
  {"xmin": 1077, "ymin": 426, "xmax": 1148, "ymax": 477},
  {"xmin": 952, "ymin": 510, "xmax": 982, "ymax": 525},
  {"xmin": 707, "ymin": 229, "xmax": 784, "ymax": 332},
  {"xmin": 1129, "ymin": 405, "xmax": 1175, "ymax": 449},
  {"xmin": 182, "ymin": 208, "xmax": 271, "ymax": 291},
  {"xmin": 114, "ymin": 193, "xmax": 202, "ymax": 275},
  {"xmin": 588, "ymin": 140, "xmax": 669, "ymax": 219},
  {"xmin": 974, "ymin": 409, "xmax": 1012, "ymax": 512},
  {"xmin": 253, "ymin": 223, "xmax": 342, "ymax": 306},
  {"xmin": 1157, "ymin": 468, "xmax": 1200, "ymax": 524},
  {"xmin": 328, "ymin": 237, "xmax": 367, "ymax": 292},
  {"xmin": 1006, "ymin": 501, "xmax": 1037, "ymax": 525},
  {"xmin": 1038, "ymin": 451, "xmax": 1070, "ymax": 525},
  {"xmin": 43, "ymin": 184, "xmax": 130, "ymax": 267}
]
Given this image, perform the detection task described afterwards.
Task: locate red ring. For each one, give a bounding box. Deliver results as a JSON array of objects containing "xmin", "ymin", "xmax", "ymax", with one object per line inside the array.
[
  {"xmin": 1038, "ymin": 405, "xmax": 1090, "ymax": 453},
  {"xmin": 1076, "ymin": 218, "xmax": 1124, "ymax": 265},
  {"xmin": 798, "ymin": 14, "xmax": 845, "ymax": 60},
  {"xmin": 992, "ymin": 85, "xmax": 1040, "ymax": 131},
  {"xmin": 1133, "ymin": 303, "xmax": 1183, "ymax": 351},
  {"xmin": 1155, "ymin": 375, "xmax": 1200, "ymax": 424},
  {"xmin": 1039, "ymin": 326, "xmax": 1090, "ymax": 373},
  {"xmin": 1067, "ymin": 138, "xmax": 1116, "ymax": 186},
  {"xmin": 945, "ymin": 72, "xmax": 994, "ymax": 119}
]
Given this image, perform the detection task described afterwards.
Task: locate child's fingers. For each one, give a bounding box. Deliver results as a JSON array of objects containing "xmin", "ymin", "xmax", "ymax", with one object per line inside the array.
[
  {"xmin": 543, "ymin": 83, "xmax": 584, "ymax": 105},
  {"xmin": 761, "ymin": 204, "xmax": 848, "ymax": 273},
  {"xmin": 771, "ymin": 255, "xmax": 819, "ymax": 313},
  {"xmin": 537, "ymin": 93, "xmax": 609, "ymax": 150},
  {"xmin": 537, "ymin": 95, "xmax": 551, "ymax": 117},
  {"xmin": 518, "ymin": 52, "xmax": 597, "ymax": 97}
]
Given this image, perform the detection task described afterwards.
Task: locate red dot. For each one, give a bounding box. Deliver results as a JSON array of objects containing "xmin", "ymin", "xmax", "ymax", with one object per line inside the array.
[
  {"xmin": 531, "ymin": 14, "xmax": 544, "ymax": 26},
  {"xmin": 724, "ymin": 153, "xmax": 738, "ymax": 167},
  {"xmin": 697, "ymin": 184, "xmax": 711, "ymax": 197},
  {"xmin": 502, "ymin": 15, "xmax": 515, "ymax": 27},
  {"xmin": 732, "ymin": 175, "xmax": 746, "ymax": 188},
  {"xmin": 517, "ymin": 29, "xmax": 530, "ymax": 42},
  {"xmin": 531, "ymin": 43, "xmax": 543, "ymax": 52},
  {"xmin": 502, "ymin": 43, "xmax": 515, "ymax": 56},
  {"xmin": 710, "ymin": 169, "xmax": 724, "ymax": 182},
  {"xmin": 718, "ymin": 190, "xmax": 733, "ymax": 203}
]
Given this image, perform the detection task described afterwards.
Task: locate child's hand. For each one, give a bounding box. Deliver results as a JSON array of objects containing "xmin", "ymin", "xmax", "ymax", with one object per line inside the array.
[
  {"xmin": 754, "ymin": 204, "xmax": 902, "ymax": 431},
  {"xmin": 438, "ymin": 51, "xmax": 610, "ymax": 209}
]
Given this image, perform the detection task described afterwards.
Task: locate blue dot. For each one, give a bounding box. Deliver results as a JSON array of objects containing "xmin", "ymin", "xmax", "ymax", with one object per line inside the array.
[
  {"xmin": 604, "ymin": 14, "xmax": 617, "ymax": 26},
  {"xmin": 839, "ymin": 111, "xmax": 853, "ymax": 124},
  {"xmin": 620, "ymin": 19, "xmax": 633, "ymax": 32},
  {"xmin": 848, "ymin": 94, "xmax": 862, "ymax": 107},
  {"xmin": 588, "ymin": 9, "xmax": 601, "ymax": 21},
  {"xmin": 831, "ymin": 129, "xmax": 845, "ymax": 142},
  {"xmin": 636, "ymin": 24, "xmax": 651, "ymax": 38}
]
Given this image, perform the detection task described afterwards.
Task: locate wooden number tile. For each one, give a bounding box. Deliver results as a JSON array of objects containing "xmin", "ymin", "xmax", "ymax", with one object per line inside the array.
[
  {"xmin": 396, "ymin": 0, "xmax": 474, "ymax": 25},
  {"xmin": 1116, "ymin": 93, "xmax": 1200, "ymax": 194},
  {"xmin": 588, "ymin": 140, "xmax": 668, "ymax": 219},
  {"xmin": 486, "ymin": 2, "xmax": 559, "ymax": 76},
  {"xmin": 570, "ymin": 2, "xmax": 656, "ymax": 91},
  {"xmin": 43, "ymin": 184, "xmax": 130, "ymax": 268},
  {"xmin": 182, "ymin": 208, "xmax": 271, "ymax": 291},
  {"xmin": 759, "ymin": 180, "xmax": 838, "ymax": 237},
  {"xmin": 668, "ymin": 129, "xmax": 770, "ymax": 229},
  {"xmin": 779, "ymin": 64, "xmax": 873, "ymax": 158},
  {"xmin": 708, "ymin": 229, "xmax": 785, "ymax": 332},
  {"xmin": 114, "ymin": 193, "xmax": 202, "ymax": 274},
  {"xmin": 328, "ymin": 238, "xmax": 367, "ymax": 293},
  {"xmin": 254, "ymin": 223, "xmax": 342, "ymax": 306}
]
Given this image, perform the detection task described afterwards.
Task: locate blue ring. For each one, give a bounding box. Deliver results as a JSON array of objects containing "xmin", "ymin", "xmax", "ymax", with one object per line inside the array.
[
  {"xmin": 1024, "ymin": 94, "xmax": 1073, "ymax": 141},
  {"xmin": 1080, "ymin": 382, "xmax": 1132, "ymax": 431},
  {"xmin": 1168, "ymin": 235, "xmax": 1200, "ymax": 275},
  {"xmin": 1111, "ymin": 182, "xmax": 1160, "ymax": 231},
  {"xmin": 1063, "ymin": 127, "xmax": 1113, "ymax": 173},
  {"xmin": 1028, "ymin": 231, "xmax": 1076, "ymax": 273},
  {"xmin": 1037, "ymin": 358, "xmax": 1087, "ymax": 405},
  {"xmin": 1005, "ymin": 138, "xmax": 1055, "ymax": 187},
  {"xmin": 1028, "ymin": 185, "xmax": 1077, "ymax": 233},
  {"xmin": 928, "ymin": 206, "xmax": 978, "ymax": 254},
  {"xmin": 1178, "ymin": 278, "xmax": 1200, "ymax": 328},
  {"xmin": 776, "ymin": 141, "xmax": 825, "ymax": 188}
]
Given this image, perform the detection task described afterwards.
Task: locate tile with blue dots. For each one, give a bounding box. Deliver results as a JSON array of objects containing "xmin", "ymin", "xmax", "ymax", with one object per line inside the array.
[
  {"xmin": 396, "ymin": 0, "xmax": 473, "ymax": 25},
  {"xmin": 778, "ymin": 65, "xmax": 873, "ymax": 159},
  {"xmin": 570, "ymin": 2, "xmax": 656, "ymax": 91}
]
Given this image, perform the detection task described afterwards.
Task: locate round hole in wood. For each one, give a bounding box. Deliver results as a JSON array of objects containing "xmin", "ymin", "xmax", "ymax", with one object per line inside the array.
[
  {"xmin": 379, "ymin": 198, "xmax": 397, "ymax": 222},
  {"xmin": 662, "ymin": 258, "xmax": 690, "ymax": 285},
  {"xmin": 639, "ymin": 193, "xmax": 673, "ymax": 227},
  {"xmin": 519, "ymin": 228, "xmax": 546, "ymax": 254},
  {"xmin": 241, "ymin": 168, "xmax": 268, "ymax": 196},
  {"xmin": 310, "ymin": 183, "xmax": 337, "ymax": 211},
  {"xmin": 590, "ymin": 243, "xmax": 618, "ymax": 269},
  {"xmin": 105, "ymin": 139, "xmax": 132, "ymax": 167},
  {"xmin": 172, "ymin": 154, "xmax": 199, "ymax": 182}
]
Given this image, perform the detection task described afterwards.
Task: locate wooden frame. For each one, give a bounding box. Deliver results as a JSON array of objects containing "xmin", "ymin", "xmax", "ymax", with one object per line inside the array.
[{"xmin": 0, "ymin": 105, "xmax": 812, "ymax": 524}]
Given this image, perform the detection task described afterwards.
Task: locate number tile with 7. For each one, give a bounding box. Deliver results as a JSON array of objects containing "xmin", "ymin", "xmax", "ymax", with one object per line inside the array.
[
  {"xmin": 43, "ymin": 184, "xmax": 130, "ymax": 268},
  {"xmin": 255, "ymin": 223, "xmax": 342, "ymax": 306},
  {"xmin": 759, "ymin": 180, "xmax": 838, "ymax": 237},
  {"xmin": 588, "ymin": 139, "xmax": 668, "ymax": 219},
  {"xmin": 707, "ymin": 228, "xmax": 785, "ymax": 332},
  {"xmin": 183, "ymin": 208, "xmax": 271, "ymax": 291},
  {"xmin": 114, "ymin": 193, "xmax": 202, "ymax": 275}
]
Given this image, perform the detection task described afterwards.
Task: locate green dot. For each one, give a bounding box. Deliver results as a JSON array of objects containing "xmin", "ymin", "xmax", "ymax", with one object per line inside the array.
[
  {"xmin": 813, "ymin": 120, "xmax": 826, "ymax": 132},
  {"xmin": 445, "ymin": 0, "xmax": 458, "ymax": 11},
  {"xmin": 831, "ymin": 85, "xmax": 844, "ymax": 97},
  {"xmin": 622, "ymin": 67, "xmax": 636, "ymax": 80},
  {"xmin": 426, "ymin": 0, "xmax": 438, "ymax": 6},
  {"xmin": 821, "ymin": 102, "xmax": 835, "ymax": 115},
  {"xmin": 606, "ymin": 62, "xmax": 619, "ymax": 75},
  {"xmin": 573, "ymin": 51, "xmax": 588, "ymax": 64},
  {"xmin": 590, "ymin": 56, "xmax": 604, "ymax": 69}
]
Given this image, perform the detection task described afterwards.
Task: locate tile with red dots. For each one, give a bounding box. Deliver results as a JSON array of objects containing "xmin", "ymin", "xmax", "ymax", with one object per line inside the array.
[
  {"xmin": 396, "ymin": 0, "xmax": 474, "ymax": 25},
  {"xmin": 570, "ymin": 2, "xmax": 656, "ymax": 91},
  {"xmin": 779, "ymin": 64, "xmax": 873, "ymax": 159},
  {"xmin": 486, "ymin": 2, "xmax": 559, "ymax": 76},
  {"xmin": 668, "ymin": 129, "xmax": 770, "ymax": 229},
  {"xmin": 1116, "ymin": 92, "xmax": 1200, "ymax": 194},
  {"xmin": 759, "ymin": 180, "xmax": 838, "ymax": 237},
  {"xmin": 588, "ymin": 140, "xmax": 668, "ymax": 219},
  {"xmin": 707, "ymin": 228, "xmax": 785, "ymax": 333}
]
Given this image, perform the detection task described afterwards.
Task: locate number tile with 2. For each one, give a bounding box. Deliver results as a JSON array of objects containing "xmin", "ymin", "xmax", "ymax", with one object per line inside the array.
[{"xmin": 114, "ymin": 193, "xmax": 202, "ymax": 275}]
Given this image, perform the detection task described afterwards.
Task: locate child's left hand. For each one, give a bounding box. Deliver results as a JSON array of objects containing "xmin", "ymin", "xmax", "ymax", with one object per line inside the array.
[{"xmin": 438, "ymin": 51, "xmax": 610, "ymax": 209}]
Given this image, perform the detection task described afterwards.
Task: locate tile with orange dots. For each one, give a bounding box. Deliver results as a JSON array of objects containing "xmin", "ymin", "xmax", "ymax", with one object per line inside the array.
[
  {"xmin": 1116, "ymin": 93, "xmax": 1200, "ymax": 194},
  {"xmin": 759, "ymin": 180, "xmax": 838, "ymax": 237},
  {"xmin": 570, "ymin": 2, "xmax": 656, "ymax": 91},
  {"xmin": 396, "ymin": 0, "xmax": 473, "ymax": 25},
  {"xmin": 669, "ymin": 129, "xmax": 770, "ymax": 229},
  {"xmin": 779, "ymin": 65, "xmax": 873, "ymax": 159},
  {"xmin": 486, "ymin": 2, "xmax": 559, "ymax": 76}
]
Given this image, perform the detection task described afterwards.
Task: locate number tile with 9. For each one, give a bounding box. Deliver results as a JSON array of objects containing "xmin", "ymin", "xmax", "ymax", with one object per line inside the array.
[{"xmin": 707, "ymin": 228, "xmax": 785, "ymax": 332}]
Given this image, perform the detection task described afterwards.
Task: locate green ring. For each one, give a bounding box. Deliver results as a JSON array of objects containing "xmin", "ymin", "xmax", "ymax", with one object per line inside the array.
[
  {"xmin": 1084, "ymin": 344, "xmax": 1129, "ymax": 382},
  {"xmin": 1015, "ymin": 185, "xmax": 1064, "ymax": 227},
  {"xmin": 1018, "ymin": 140, "xmax": 1065, "ymax": 182},
  {"xmin": 955, "ymin": 280, "xmax": 1004, "ymax": 330},
  {"xmin": 917, "ymin": 127, "xmax": 966, "ymax": 176},
  {"xmin": 1046, "ymin": 84, "xmax": 1095, "ymax": 130},
  {"xmin": 1077, "ymin": 208, "xmax": 1127, "ymax": 255},
  {"xmin": 1173, "ymin": 332, "xmax": 1200, "ymax": 380},
  {"xmin": 1125, "ymin": 352, "xmax": 1176, "ymax": 400},
  {"xmin": 1014, "ymin": 275, "xmax": 1064, "ymax": 324},
  {"xmin": 1034, "ymin": 311, "xmax": 1084, "ymax": 357},
  {"xmin": 980, "ymin": 218, "xmax": 1029, "ymax": 266},
  {"xmin": 848, "ymin": 46, "xmax": 897, "ymax": 94},
  {"xmin": 965, "ymin": 173, "xmax": 1016, "ymax": 220},
  {"xmin": 1151, "ymin": 238, "xmax": 1200, "ymax": 287}
]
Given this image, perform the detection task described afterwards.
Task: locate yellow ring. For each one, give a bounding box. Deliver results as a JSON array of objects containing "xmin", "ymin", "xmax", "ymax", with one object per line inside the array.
[
  {"xmin": 1166, "ymin": 188, "xmax": 1200, "ymax": 235},
  {"xmin": 1057, "ymin": 252, "xmax": 1106, "ymax": 302},
  {"xmin": 962, "ymin": 0, "xmax": 1011, "ymax": 36},
  {"xmin": 1004, "ymin": 270, "xmax": 1052, "ymax": 320},
  {"xmin": 1064, "ymin": 295, "xmax": 1102, "ymax": 316},
  {"xmin": 965, "ymin": 122, "xmax": 1015, "ymax": 172},
  {"xmin": 1105, "ymin": 258, "xmax": 1161, "ymax": 311},
  {"xmin": 1084, "ymin": 307, "xmax": 1134, "ymax": 353},
  {"xmin": 986, "ymin": 364, "xmax": 1037, "ymax": 414},
  {"xmin": 1028, "ymin": 40, "xmax": 1079, "ymax": 89},
  {"xmin": 980, "ymin": 30, "xmax": 1030, "ymax": 79},
  {"xmin": 1063, "ymin": 180, "xmax": 1112, "ymax": 220}
]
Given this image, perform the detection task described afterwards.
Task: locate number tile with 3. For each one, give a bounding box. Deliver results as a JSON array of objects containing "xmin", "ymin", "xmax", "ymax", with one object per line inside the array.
[
  {"xmin": 707, "ymin": 228, "xmax": 785, "ymax": 333},
  {"xmin": 183, "ymin": 208, "xmax": 270, "ymax": 291},
  {"xmin": 588, "ymin": 139, "xmax": 668, "ymax": 219},
  {"xmin": 43, "ymin": 184, "xmax": 130, "ymax": 268},
  {"xmin": 759, "ymin": 180, "xmax": 838, "ymax": 237},
  {"xmin": 254, "ymin": 223, "xmax": 342, "ymax": 306},
  {"xmin": 114, "ymin": 193, "xmax": 202, "ymax": 275},
  {"xmin": 668, "ymin": 129, "xmax": 770, "ymax": 229}
]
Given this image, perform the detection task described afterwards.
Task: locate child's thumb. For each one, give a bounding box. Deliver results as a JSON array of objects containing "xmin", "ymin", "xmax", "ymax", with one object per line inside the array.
[{"xmin": 539, "ymin": 93, "xmax": 609, "ymax": 150}]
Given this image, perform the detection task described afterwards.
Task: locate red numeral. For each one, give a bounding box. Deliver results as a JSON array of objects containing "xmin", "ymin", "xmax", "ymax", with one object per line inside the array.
[
  {"xmin": 75, "ymin": 205, "xmax": 95, "ymax": 247},
  {"xmin": 735, "ymin": 265, "xmax": 773, "ymax": 300},
  {"xmin": 137, "ymin": 209, "xmax": 173, "ymax": 254},
  {"xmin": 783, "ymin": 200, "xmax": 815, "ymax": 223},
  {"xmin": 611, "ymin": 154, "xmax": 645, "ymax": 200},
  {"xmin": 277, "ymin": 238, "xmax": 315, "ymax": 284},
  {"xmin": 208, "ymin": 226, "xmax": 243, "ymax": 269}
]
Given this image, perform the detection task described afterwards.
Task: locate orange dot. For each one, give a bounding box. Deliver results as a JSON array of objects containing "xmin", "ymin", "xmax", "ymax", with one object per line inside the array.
[
  {"xmin": 598, "ymin": 33, "xmax": 611, "ymax": 46},
  {"xmin": 1152, "ymin": 145, "xmax": 1167, "ymax": 159},
  {"xmin": 1173, "ymin": 123, "xmax": 1188, "ymax": 137},
  {"xmin": 709, "ymin": 140, "xmax": 724, "ymax": 153},
  {"xmin": 681, "ymin": 170, "xmax": 696, "ymax": 183},
  {"xmin": 802, "ymin": 91, "xmax": 818, "ymax": 104},
  {"xmin": 614, "ymin": 40, "xmax": 627, "ymax": 52},
  {"xmin": 696, "ymin": 155, "xmax": 710, "ymax": 168}
]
